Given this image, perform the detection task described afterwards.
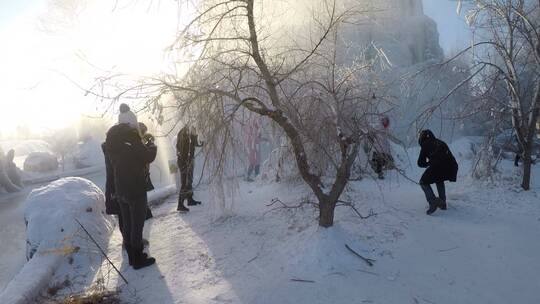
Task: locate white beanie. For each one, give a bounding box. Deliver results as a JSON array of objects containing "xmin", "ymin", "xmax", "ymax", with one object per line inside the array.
[{"xmin": 118, "ymin": 110, "xmax": 139, "ymax": 130}]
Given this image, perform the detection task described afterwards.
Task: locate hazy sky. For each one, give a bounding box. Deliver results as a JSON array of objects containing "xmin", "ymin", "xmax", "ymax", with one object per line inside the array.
[
  {"xmin": 0, "ymin": 0, "xmax": 40, "ymax": 27},
  {"xmin": 424, "ymin": 0, "xmax": 471, "ymax": 53},
  {"xmin": 0, "ymin": 0, "xmax": 471, "ymax": 136},
  {"xmin": 0, "ymin": 0, "xmax": 179, "ymax": 136}
]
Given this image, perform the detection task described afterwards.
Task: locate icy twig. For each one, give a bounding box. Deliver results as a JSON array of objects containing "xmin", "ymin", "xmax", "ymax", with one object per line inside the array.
[
  {"xmin": 438, "ymin": 246, "xmax": 459, "ymax": 253},
  {"xmin": 75, "ymin": 218, "xmax": 129, "ymax": 285},
  {"xmin": 356, "ymin": 269, "xmax": 379, "ymax": 276},
  {"xmin": 290, "ymin": 278, "xmax": 316, "ymax": 283},
  {"xmin": 345, "ymin": 244, "xmax": 375, "ymax": 267},
  {"xmin": 337, "ymin": 200, "xmax": 377, "ymax": 219}
]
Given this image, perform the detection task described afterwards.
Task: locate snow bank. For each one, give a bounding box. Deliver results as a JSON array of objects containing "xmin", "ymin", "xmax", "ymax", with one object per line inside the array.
[
  {"xmin": 23, "ymin": 151, "xmax": 58, "ymax": 173},
  {"xmin": 148, "ymin": 184, "xmax": 177, "ymax": 203},
  {"xmin": 73, "ymin": 138, "xmax": 104, "ymax": 169},
  {"xmin": 0, "ymin": 177, "xmax": 113, "ymax": 304}
]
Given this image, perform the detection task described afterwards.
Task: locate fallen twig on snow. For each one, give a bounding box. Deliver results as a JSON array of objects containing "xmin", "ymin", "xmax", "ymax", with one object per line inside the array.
[
  {"xmin": 420, "ymin": 296, "xmax": 436, "ymax": 304},
  {"xmin": 324, "ymin": 271, "xmax": 346, "ymax": 277},
  {"xmin": 356, "ymin": 269, "xmax": 379, "ymax": 276},
  {"xmin": 75, "ymin": 218, "xmax": 129, "ymax": 285},
  {"xmin": 247, "ymin": 255, "xmax": 258, "ymax": 263},
  {"xmin": 438, "ymin": 246, "xmax": 459, "ymax": 252},
  {"xmin": 345, "ymin": 244, "xmax": 375, "ymax": 267},
  {"xmin": 264, "ymin": 197, "xmax": 316, "ymax": 215},
  {"xmin": 337, "ymin": 200, "xmax": 377, "ymax": 219},
  {"xmin": 290, "ymin": 278, "xmax": 316, "ymax": 283}
]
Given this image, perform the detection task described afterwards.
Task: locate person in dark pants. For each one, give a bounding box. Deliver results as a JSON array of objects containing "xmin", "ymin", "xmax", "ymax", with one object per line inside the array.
[
  {"xmin": 176, "ymin": 125, "xmax": 203, "ymax": 212},
  {"xmin": 369, "ymin": 116, "xmax": 394, "ymax": 179},
  {"xmin": 104, "ymin": 118, "xmax": 157, "ymax": 269},
  {"xmin": 102, "ymin": 143, "xmax": 152, "ymax": 237},
  {"xmin": 417, "ymin": 130, "xmax": 458, "ymax": 215}
]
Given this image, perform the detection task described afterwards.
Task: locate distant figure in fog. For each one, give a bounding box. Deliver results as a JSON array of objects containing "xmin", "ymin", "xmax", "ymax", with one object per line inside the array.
[
  {"xmin": 0, "ymin": 147, "xmax": 21, "ymax": 193},
  {"xmin": 176, "ymin": 124, "xmax": 203, "ymax": 212},
  {"xmin": 417, "ymin": 129, "xmax": 458, "ymax": 215},
  {"xmin": 369, "ymin": 116, "xmax": 394, "ymax": 180},
  {"xmin": 5, "ymin": 149, "xmax": 23, "ymax": 188}
]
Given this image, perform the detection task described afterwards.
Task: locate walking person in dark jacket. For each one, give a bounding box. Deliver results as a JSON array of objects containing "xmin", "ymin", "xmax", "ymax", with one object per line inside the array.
[
  {"xmin": 103, "ymin": 105, "xmax": 157, "ymax": 269},
  {"xmin": 176, "ymin": 125, "xmax": 203, "ymax": 212},
  {"xmin": 417, "ymin": 129, "xmax": 458, "ymax": 215}
]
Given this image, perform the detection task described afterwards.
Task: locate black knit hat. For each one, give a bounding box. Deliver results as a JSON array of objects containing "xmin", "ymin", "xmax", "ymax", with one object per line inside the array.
[{"xmin": 418, "ymin": 129, "xmax": 435, "ymax": 146}]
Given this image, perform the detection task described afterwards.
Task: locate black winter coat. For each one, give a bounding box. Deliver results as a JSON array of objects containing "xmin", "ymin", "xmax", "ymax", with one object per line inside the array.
[
  {"xmin": 102, "ymin": 141, "xmax": 154, "ymax": 218},
  {"xmin": 176, "ymin": 127, "xmax": 201, "ymax": 166},
  {"xmin": 417, "ymin": 130, "xmax": 458, "ymax": 184},
  {"xmin": 104, "ymin": 124, "xmax": 157, "ymax": 202},
  {"xmin": 102, "ymin": 142, "xmax": 119, "ymax": 215}
]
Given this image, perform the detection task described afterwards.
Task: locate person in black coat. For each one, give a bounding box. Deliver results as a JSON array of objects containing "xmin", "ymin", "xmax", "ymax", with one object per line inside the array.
[
  {"xmin": 102, "ymin": 125, "xmax": 154, "ymax": 235},
  {"xmin": 176, "ymin": 125, "xmax": 203, "ymax": 212},
  {"xmin": 417, "ymin": 129, "xmax": 458, "ymax": 215},
  {"xmin": 104, "ymin": 122, "xmax": 157, "ymax": 269}
]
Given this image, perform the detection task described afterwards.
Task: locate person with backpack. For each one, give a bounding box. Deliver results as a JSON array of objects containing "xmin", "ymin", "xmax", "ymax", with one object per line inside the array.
[{"xmin": 417, "ymin": 129, "xmax": 458, "ymax": 215}]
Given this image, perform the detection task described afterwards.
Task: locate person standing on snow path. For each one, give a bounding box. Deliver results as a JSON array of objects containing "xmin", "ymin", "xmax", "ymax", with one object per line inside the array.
[
  {"xmin": 417, "ymin": 129, "xmax": 458, "ymax": 215},
  {"xmin": 176, "ymin": 124, "xmax": 203, "ymax": 212},
  {"xmin": 103, "ymin": 103, "xmax": 157, "ymax": 269},
  {"xmin": 102, "ymin": 124, "xmax": 153, "ymax": 249},
  {"xmin": 369, "ymin": 116, "xmax": 394, "ymax": 180}
]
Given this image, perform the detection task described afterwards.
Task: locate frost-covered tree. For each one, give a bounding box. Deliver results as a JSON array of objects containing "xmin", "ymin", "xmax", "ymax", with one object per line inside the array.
[
  {"xmin": 46, "ymin": 128, "xmax": 78, "ymax": 171},
  {"xmin": 159, "ymin": 0, "xmax": 388, "ymax": 227},
  {"xmin": 83, "ymin": 0, "xmax": 392, "ymax": 227},
  {"xmin": 458, "ymin": 0, "xmax": 540, "ymax": 190}
]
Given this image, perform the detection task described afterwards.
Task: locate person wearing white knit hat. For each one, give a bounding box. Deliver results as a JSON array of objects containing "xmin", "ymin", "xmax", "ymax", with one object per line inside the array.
[
  {"xmin": 101, "ymin": 103, "xmax": 157, "ymax": 269},
  {"xmin": 118, "ymin": 103, "xmax": 140, "ymax": 132}
]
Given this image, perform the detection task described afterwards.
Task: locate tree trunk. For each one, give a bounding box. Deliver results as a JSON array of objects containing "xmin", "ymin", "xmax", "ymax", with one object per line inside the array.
[
  {"xmin": 521, "ymin": 148, "xmax": 532, "ymax": 190},
  {"xmin": 319, "ymin": 199, "xmax": 336, "ymax": 228}
]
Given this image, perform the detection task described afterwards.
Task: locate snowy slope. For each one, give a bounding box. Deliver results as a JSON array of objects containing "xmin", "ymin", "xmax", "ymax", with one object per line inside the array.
[{"xmin": 43, "ymin": 139, "xmax": 540, "ymax": 304}]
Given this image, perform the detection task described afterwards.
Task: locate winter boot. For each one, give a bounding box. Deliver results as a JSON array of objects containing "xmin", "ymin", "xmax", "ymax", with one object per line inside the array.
[
  {"xmin": 426, "ymin": 202, "xmax": 438, "ymax": 215},
  {"xmin": 436, "ymin": 198, "xmax": 447, "ymax": 210},
  {"xmin": 187, "ymin": 198, "xmax": 202, "ymax": 206},
  {"xmin": 131, "ymin": 246, "xmax": 156, "ymax": 270},
  {"xmin": 177, "ymin": 197, "xmax": 190, "ymax": 212},
  {"xmin": 125, "ymin": 244, "xmax": 147, "ymax": 266}
]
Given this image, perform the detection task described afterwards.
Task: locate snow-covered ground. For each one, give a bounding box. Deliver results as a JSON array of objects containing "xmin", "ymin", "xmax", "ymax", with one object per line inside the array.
[{"xmin": 42, "ymin": 138, "xmax": 540, "ymax": 304}]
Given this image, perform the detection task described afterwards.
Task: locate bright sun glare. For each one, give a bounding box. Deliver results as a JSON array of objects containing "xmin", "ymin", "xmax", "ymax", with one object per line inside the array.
[{"xmin": 0, "ymin": 0, "xmax": 180, "ymax": 137}]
